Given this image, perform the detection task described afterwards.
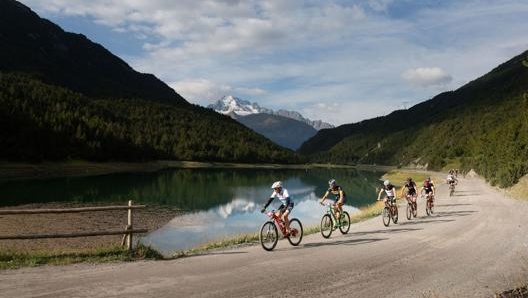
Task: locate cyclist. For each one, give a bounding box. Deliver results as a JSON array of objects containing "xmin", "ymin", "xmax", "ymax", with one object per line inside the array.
[
  {"xmin": 446, "ymin": 173, "xmax": 458, "ymax": 186},
  {"xmin": 421, "ymin": 177, "xmax": 435, "ymax": 202},
  {"xmin": 319, "ymin": 179, "xmax": 346, "ymax": 229},
  {"xmin": 400, "ymin": 177, "xmax": 418, "ymax": 208},
  {"xmin": 377, "ymin": 180, "xmax": 396, "ymax": 206},
  {"xmin": 261, "ymin": 181, "xmax": 294, "ymax": 236}
]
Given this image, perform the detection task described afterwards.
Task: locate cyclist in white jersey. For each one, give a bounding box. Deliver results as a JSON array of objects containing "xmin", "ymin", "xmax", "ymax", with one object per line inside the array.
[
  {"xmin": 261, "ymin": 181, "xmax": 294, "ymax": 235},
  {"xmin": 377, "ymin": 180, "xmax": 396, "ymax": 206}
]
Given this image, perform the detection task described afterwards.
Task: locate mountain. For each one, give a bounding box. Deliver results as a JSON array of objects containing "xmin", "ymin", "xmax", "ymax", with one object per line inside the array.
[
  {"xmin": 0, "ymin": 0, "xmax": 188, "ymax": 107},
  {"xmin": 237, "ymin": 113, "xmax": 317, "ymax": 150},
  {"xmin": 299, "ymin": 49, "xmax": 528, "ymax": 187},
  {"xmin": 207, "ymin": 95, "xmax": 331, "ymax": 149},
  {"xmin": 0, "ymin": 0, "xmax": 302, "ymax": 164},
  {"xmin": 208, "ymin": 95, "xmax": 334, "ymax": 130}
]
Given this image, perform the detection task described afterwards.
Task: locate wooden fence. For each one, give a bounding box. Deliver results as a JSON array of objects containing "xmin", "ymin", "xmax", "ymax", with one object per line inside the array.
[{"xmin": 0, "ymin": 200, "xmax": 148, "ymax": 251}]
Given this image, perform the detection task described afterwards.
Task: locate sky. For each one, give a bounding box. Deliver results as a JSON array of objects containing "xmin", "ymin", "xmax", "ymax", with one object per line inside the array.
[{"xmin": 17, "ymin": 0, "xmax": 528, "ymax": 126}]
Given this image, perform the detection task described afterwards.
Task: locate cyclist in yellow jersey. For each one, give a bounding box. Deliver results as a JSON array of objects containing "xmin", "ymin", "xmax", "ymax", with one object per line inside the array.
[{"xmin": 319, "ymin": 179, "xmax": 346, "ymax": 228}]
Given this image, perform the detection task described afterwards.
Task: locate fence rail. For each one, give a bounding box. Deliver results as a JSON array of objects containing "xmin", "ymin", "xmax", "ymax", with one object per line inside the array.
[{"xmin": 0, "ymin": 200, "xmax": 147, "ymax": 250}]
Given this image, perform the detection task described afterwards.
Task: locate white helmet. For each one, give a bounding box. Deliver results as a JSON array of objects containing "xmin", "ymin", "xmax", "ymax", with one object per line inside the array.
[
  {"xmin": 271, "ymin": 181, "xmax": 283, "ymax": 189},
  {"xmin": 328, "ymin": 179, "xmax": 336, "ymax": 187},
  {"xmin": 384, "ymin": 180, "xmax": 390, "ymax": 186}
]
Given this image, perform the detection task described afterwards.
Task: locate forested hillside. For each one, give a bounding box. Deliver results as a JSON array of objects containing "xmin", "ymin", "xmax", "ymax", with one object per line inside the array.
[
  {"xmin": 0, "ymin": 0, "xmax": 188, "ymax": 107},
  {"xmin": 300, "ymin": 50, "xmax": 528, "ymax": 187},
  {"xmin": 0, "ymin": 0, "xmax": 302, "ymax": 164},
  {"xmin": 0, "ymin": 73, "xmax": 302, "ymax": 163}
]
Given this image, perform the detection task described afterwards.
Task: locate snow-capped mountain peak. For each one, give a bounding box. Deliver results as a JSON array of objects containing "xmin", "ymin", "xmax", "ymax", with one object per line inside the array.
[
  {"xmin": 209, "ymin": 95, "xmax": 270, "ymax": 116},
  {"xmin": 207, "ymin": 95, "xmax": 334, "ymax": 130}
]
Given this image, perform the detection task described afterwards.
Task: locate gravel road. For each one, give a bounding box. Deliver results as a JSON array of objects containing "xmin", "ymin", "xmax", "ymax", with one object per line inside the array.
[{"xmin": 1, "ymin": 174, "xmax": 527, "ymax": 298}]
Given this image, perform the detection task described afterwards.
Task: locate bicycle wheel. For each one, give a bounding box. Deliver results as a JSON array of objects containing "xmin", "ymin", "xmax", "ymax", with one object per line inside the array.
[
  {"xmin": 320, "ymin": 214, "xmax": 333, "ymax": 238},
  {"xmin": 392, "ymin": 205, "xmax": 398, "ymax": 224},
  {"xmin": 406, "ymin": 203, "xmax": 412, "ymax": 220},
  {"xmin": 426, "ymin": 200, "xmax": 432, "ymax": 216},
  {"xmin": 287, "ymin": 218, "xmax": 303, "ymax": 246},
  {"xmin": 339, "ymin": 211, "xmax": 351, "ymax": 234},
  {"xmin": 382, "ymin": 207, "xmax": 391, "ymax": 226},
  {"xmin": 412, "ymin": 202, "xmax": 418, "ymax": 217},
  {"xmin": 259, "ymin": 221, "xmax": 278, "ymax": 251}
]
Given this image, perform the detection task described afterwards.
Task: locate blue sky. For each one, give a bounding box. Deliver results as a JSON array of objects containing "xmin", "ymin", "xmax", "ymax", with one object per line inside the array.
[{"xmin": 18, "ymin": 0, "xmax": 528, "ymax": 126}]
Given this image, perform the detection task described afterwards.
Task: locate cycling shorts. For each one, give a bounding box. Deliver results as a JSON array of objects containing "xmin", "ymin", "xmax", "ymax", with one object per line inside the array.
[{"xmin": 278, "ymin": 202, "xmax": 294, "ymax": 213}]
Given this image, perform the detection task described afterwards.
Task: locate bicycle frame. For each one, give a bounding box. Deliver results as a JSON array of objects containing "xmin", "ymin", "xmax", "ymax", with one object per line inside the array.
[
  {"xmin": 323, "ymin": 202, "xmax": 339, "ymax": 221},
  {"xmin": 382, "ymin": 197, "xmax": 398, "ymax": 226},
  {"xmin": 266, "ymin": 211, "xmax": 289, "ymax": 236},
  {"xmin": 320, "ymin": 201, "xmax": 351, "ymax": 238},
  {"xmin": 259, "ymin": 210, "xmax": 303, "ymax": 251}
]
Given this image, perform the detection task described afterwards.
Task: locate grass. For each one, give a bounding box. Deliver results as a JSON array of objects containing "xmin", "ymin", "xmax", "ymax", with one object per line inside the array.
[{"xmin": 0, "ymin": 244, "xmax": 163, "ymax": 270}]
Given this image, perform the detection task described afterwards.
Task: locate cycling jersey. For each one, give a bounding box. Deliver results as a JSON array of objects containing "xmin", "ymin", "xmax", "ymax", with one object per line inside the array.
[
  {"xmin": 264, "ymin": 188, "xmax": 294, "ymax": 212},
  {"xmin": 404, "ymin": 181, "xmax": 417, "ymax": 195},
  {"xmin": 423, "ymin": 181, "xmax": 434, "ymax": 194},
  {"xmin": 383, "ymin": 184, "xmax": 395, "ymax": 198},
  {"xmin": 322, "ymin": 186, "xmax": 346, "ymax": 204}
]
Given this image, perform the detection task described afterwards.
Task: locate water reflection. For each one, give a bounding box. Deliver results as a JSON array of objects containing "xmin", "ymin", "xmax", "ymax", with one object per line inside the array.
[
  {"xmin": 0, "ymin": 167, "xmax": 385, "ymax": 255},
  {"xmin": 141, "ymin": 175, "xmax": 365, "ymax": 255}
]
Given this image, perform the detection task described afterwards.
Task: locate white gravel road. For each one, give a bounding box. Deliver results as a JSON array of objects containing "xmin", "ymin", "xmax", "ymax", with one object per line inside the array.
[{"xmin": 1, "ymin": 174, "xmax": 527, "ymax": 298}]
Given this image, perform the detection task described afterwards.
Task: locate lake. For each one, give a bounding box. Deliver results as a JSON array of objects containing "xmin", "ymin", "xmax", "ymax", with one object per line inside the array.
[{"xmin": 0, "ymin": 167, "xmax": 386, "ymax": 255}]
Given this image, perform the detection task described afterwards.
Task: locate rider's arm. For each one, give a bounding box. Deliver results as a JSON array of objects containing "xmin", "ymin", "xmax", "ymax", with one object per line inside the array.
[
  {"xmin": 262, "ymin": 197, "xmax": 274, "ymax": 211},
  {"xmin": 376, "ymin": 188, "xmax": 383, "ymax": 201},
  {"xmin": 319, "ymin": 191, "xmax": 329, "ymax": 204}
]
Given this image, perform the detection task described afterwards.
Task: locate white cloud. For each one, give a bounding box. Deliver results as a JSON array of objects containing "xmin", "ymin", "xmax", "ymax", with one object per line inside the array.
[
  {"xmin": 17, "ymin": 0, "xmax": 528, "ymax": 125},
  {"xmin": 402, "ymin": 67, "xmax": 453, "ymax": 87}
]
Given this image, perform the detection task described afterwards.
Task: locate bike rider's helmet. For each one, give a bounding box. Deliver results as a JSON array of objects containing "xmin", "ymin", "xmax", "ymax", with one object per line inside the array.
[
  {"xmin": 384, "ymin": 180, "xmax": 390, "ymax": 186},
  {"xmin": 426, "ymin": 177, "xmax": 431, "ymax": 182},
  {"xmin": 407, "ymin": 177, "xmax": 412, "ymax": 182},
  {"xmin": 271, "ymin": 181, "xmax": 283, "ymax": 189},
  {"xmin": 328, "ymin": 179, "xmax": 336, "ymax": 188}
]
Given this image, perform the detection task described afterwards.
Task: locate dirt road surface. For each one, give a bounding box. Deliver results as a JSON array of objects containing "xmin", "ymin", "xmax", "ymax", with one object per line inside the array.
[{"xmin": 1, "ymin": 174, "xmax": 528, "ymax": 298}]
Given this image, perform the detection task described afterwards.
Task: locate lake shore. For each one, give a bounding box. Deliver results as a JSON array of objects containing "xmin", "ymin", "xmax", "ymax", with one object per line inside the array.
[{"xmin": 0, "ymin": 160, "xmax": 397, "ymax": 180}]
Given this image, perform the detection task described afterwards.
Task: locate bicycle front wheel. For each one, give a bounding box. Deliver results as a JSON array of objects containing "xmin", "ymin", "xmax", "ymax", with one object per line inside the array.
[
  {"xmin": 392, "ymin": 205, "xmax": 399, "ymax": 224},
  {"xmin": 426, "ymin": 200, "xmax": 432, "ymax": 216},
  {"xmin": 406, "ymin": 203, "xmax": 412, "ymax": 220},
  {"xmin": 320, "ymin": 213, "xmax": 333, "ymax": 238},
  {"xmin": 259, "ymin": 221, "xmax": 278, "ymax": 251},
  {"xmin": 382, "ymin": 207, "xmax": 391, "ymax": 226},
  {"xmin": 339, "ymin": 211, "xmax": 351, "ymax": 234},
  {"xmin": 287, "ymin": 218, "xmax": 303, "ymax": 246}
]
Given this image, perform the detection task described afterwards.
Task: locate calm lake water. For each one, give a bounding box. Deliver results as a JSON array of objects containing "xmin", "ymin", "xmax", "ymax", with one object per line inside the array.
[{"xmin": 0, "ymin": 167, "xmax": 386, "ymax": 255}]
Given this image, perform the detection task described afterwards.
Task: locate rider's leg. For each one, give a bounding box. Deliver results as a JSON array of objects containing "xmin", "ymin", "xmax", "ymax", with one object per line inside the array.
[
  {"xmin": 335, "ymin": 200, "xmax": 343, "ymax": 221},
  {"xmin": 282, "ymin": 210, "xmax": 290, "ymax": 232}
]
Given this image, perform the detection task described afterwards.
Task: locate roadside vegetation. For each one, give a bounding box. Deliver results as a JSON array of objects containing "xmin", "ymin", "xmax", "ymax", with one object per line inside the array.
[{"xmin": 0, "ymin": 244, "xmax": 163, "ymax": 270}]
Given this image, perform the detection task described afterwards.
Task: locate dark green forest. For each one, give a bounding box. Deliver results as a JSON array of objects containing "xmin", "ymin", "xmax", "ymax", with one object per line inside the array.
[
  {"xmin": 0, "ymin": 73, "xmax": 302, "ymax": 163},
  {"xmin": 2, "ymin": 0, "xmax": 528, "ymax": 189},
  {"xmin": 299, "ymin": 51, "xmax": 528, "ymax": 187}
]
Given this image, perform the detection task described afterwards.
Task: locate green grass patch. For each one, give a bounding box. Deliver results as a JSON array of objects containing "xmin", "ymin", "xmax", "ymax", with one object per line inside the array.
[{"xmin": 0, "ymin": 244, "xmax": 163, "ymax": 270}]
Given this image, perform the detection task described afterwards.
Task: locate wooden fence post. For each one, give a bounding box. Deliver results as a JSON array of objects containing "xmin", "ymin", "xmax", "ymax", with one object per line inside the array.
[{"xmin": 127, "ymin": 200, "xmax": 133, "ymax": 251}]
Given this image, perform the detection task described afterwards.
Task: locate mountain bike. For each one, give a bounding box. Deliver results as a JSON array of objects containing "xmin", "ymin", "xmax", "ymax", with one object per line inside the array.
[
  {"xmin": 405, "ymin": 194, "xmax": 418, "ymax": 220},
  {"xmin": 259, "ymin": 210, "xmax": 303, "ymax": 251},
  {"xmin": 320, "ymin": 201, "xmax": 351, "ymax": 238},
  {"xmin": 381, "ymin": 197, "xmax": 398, "ymax": 226},
  {"xmin": 448, "ymin": 181, "xmax": 456, "ymax": 196},
  {"xmin": 424, "ymin": 193, "xmax": 435, "ymax": 216}
]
